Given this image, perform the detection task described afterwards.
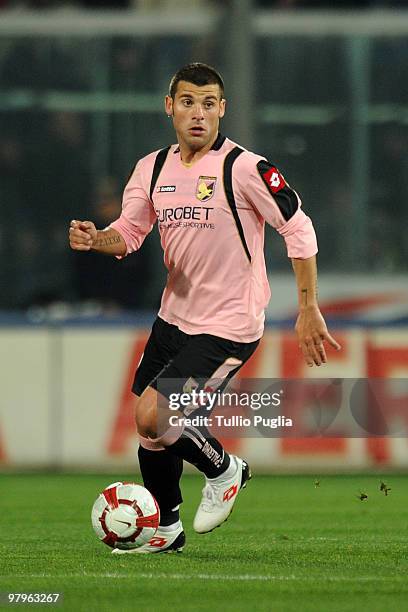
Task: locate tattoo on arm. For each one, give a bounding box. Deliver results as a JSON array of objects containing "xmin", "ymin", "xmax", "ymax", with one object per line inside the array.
[
  {"xmin": 94, "ymin": 234, "xmax": 121, "ymax": 248},
  {"xmin": 301, "ymin": 288, "xmax": 308, "ymax": 307}
]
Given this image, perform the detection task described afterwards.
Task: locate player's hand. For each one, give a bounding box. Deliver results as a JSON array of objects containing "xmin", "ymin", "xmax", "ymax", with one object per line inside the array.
[
  {"xmin": 69, "ymin": 220, "xmax": 97, "ymax": 251},
  {"xmin": 295, "ymin": 305, "xmax": 341, "ymax": 367}
]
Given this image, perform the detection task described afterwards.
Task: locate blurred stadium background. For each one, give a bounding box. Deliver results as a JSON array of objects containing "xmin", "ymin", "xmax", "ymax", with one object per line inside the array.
[{"xmin": 1, "ymin": 0, "xmax": 407, "ymax": 472}]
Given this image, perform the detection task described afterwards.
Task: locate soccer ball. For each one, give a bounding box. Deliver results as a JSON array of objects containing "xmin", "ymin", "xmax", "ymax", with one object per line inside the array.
[{"xmin": 91, "ymin": 481, "xmax": 160, "ymax": 550}]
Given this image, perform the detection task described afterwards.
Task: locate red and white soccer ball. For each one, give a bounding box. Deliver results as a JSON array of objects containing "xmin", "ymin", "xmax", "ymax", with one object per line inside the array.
[{"xmin": 91, "ymin": 481, "xmax": 160, "ymax": 550}]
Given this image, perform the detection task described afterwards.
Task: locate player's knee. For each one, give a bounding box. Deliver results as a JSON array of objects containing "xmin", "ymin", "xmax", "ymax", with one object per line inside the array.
[
  {"xmin": 135, "ymin": 407, "xmax": 156, "ymax": 438},
  {"xmin": 135, "ymin": 389, "xmax": 158, "ymax": 438}
]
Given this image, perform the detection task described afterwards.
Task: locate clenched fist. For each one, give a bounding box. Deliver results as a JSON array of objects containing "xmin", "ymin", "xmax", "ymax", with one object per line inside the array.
[{"xmin": 69, "ymin": 220, "xmax": 97, "ymax": 251}]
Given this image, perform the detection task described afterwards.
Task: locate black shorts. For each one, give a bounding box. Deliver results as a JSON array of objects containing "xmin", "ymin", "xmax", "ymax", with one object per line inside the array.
[{"xmin": 133, "ymin": 317, "xmax": 260, "ymax": 399}]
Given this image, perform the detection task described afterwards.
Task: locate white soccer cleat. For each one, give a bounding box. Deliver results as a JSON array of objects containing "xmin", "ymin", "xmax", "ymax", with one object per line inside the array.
[
  {"xmin": 193, "ymin": 455, "xmax": 251, "ymax": 534},
  {"xmin": 111, "ymin": 523, "xmax": 185, "ymax": 554}
]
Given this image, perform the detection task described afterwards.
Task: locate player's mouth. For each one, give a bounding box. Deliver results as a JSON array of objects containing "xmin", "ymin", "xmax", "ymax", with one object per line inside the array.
[{"xmin": 189, "ymin": 126, "xmax": 205, "ymax": 137}]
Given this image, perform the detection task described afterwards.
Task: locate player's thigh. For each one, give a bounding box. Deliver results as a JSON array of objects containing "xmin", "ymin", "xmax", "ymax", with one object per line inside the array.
[
  {"xmin": 132, "ymin": 316, "xmax": 189, "ymax": 397},
  {"xmin": 150, "ymin": 333, "xmax": 260, "ymax": 400}
]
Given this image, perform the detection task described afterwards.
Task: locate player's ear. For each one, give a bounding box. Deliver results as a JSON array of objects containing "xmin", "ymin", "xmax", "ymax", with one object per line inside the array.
[
  {"xmin": 219, "ymin": 98, "xmax": 226, "ymax": 119},
  {"xmin": 165, "ymin": 95, "xmax": 173, "ymax": 117}
]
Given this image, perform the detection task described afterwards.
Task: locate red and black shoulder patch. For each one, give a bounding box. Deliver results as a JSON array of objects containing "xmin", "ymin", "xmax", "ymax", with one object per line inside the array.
[
  {"xmin": 258, "ymin": 161, "xmax": 286, "ymax": 194},
  {"xmin": 256, "ymin": 160, "xmax": 299, "ymax": 221}
]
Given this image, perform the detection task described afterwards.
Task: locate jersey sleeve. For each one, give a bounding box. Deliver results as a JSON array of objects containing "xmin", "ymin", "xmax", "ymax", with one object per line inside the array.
[
  {"xmin": 243, "ymin": 157, "xmax": 318, "ymax": 259},
  {"xmin": 109, "ymin": 160, "xmax": 157, "ymax": 257}
]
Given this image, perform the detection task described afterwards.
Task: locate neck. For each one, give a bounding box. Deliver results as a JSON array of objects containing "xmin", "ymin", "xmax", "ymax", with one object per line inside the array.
[{"xmin": 178, "ymin": 134, "xmax": 218, "ymax": 165}]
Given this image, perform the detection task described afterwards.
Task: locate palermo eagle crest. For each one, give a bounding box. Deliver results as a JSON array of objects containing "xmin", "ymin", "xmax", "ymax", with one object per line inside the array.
[{"xmin": 196, "ymin": 176, "xmax": 217, "ymax": 202}]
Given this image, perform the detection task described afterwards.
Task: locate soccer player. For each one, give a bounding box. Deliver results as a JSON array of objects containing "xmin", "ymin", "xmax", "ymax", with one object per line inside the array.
[{"xmin": 69, "ymin": 62, "xmax": 340, "ymax": 554}]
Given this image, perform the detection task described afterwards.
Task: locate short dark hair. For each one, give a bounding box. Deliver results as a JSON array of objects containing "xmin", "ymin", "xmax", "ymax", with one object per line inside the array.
[{"xmin": 169, "ymin": 62, "xmax": 225, "ymax": 99}]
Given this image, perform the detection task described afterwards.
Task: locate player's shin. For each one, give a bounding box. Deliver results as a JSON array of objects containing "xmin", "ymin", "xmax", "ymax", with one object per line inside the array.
[
  {"xmin": 138, "ymin": 440, "xmax": 183, "ymax": 527},
  {"xmin": 154, "ymin": 407, "xmax": 231, "ymax": 478}
]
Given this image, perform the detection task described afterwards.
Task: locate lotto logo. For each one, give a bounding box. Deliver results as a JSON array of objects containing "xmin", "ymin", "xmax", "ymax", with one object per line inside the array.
[
  {"xmin": 223, "ymin": 484, "xmax": 238, "ymax": 502},
  {"xmin": 148, "ymin": 536, "xmax": 168, "ymax": 548},
  {"xmin": 270, "ymin": 172, "xmax": 281, "ymax": 188},
  {"xmin": 262, "ymin": 166, "xmax": 285, "ymax": 193}
]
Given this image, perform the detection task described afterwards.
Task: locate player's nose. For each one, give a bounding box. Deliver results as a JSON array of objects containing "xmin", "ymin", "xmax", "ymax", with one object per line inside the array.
[{"xmin": 192, "ymin": 104, "xmax": 205, "ymax": 119}]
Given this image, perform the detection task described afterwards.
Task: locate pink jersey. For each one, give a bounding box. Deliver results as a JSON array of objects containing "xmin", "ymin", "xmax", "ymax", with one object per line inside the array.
[{"xmin": 110, "ymin": 135, "xmax": 317, "ymax": 342}]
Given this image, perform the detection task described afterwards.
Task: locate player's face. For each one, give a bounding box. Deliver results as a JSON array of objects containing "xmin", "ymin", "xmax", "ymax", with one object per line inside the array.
[{"xmin": 165, "ymin": 81, "xmax": 225, "ymax": 153}]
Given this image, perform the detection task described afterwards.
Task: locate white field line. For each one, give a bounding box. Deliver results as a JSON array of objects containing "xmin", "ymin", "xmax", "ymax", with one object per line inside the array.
[{"xmin": 4, "ymin": 573, "xmax": 405, "ymax": 583}]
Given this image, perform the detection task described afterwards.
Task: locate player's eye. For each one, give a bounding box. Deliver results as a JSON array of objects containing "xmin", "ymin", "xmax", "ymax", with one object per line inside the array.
[
  {"xmin": 204, "ymin": 102, "xmax": 215, "ymax": 109},
  {"xmin": 183, "ymin": 99, "xmax": 193, "ymax": 106}
]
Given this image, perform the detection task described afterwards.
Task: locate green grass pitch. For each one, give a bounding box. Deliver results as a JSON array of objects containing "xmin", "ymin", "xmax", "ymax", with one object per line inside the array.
[{"xmin": 1, "ymin": 473, "xmax": 407, "ymax": 612}]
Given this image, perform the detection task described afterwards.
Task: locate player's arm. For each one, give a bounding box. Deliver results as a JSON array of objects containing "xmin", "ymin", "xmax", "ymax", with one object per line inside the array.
[
  {"xmin": 292, "ymin": 255, "xmax": 340, "ymax": 367},
  {"xmin": 242, "ymin": 157, "xmax": 340, "ymax": 366},
  {"xmin": 69, "ymin": 159, "xmax": 156, "ymax": 258},
  {"xmin": 69, "ymin": 220, "xmax": 126, "ymax": 256}
]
